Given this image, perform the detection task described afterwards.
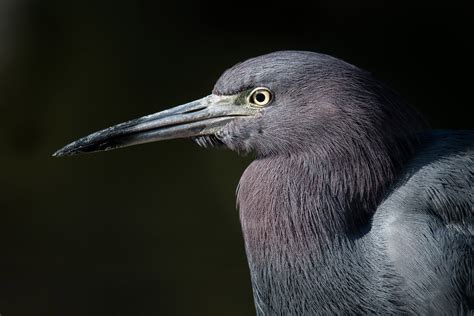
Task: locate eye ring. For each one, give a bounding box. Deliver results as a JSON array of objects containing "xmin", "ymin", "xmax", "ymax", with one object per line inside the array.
[{"xmin": 249, "ymin": 87, "xmax": 273, "ymax": 107}]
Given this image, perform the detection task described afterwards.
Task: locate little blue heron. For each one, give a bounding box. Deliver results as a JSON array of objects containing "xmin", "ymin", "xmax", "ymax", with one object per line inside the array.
[{"xmin": 54, "ymin": 51, "xmax": 473, "ymax": 314}]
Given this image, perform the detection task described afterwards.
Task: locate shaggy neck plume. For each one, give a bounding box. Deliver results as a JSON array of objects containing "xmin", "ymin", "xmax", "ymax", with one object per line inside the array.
[
  {"xmin": 237, "ymin": 115, "xmax": 425, "ymax": 313},
  {"xmin": 238, "ymin": 143, "xmax": 401, "ymax": 258},
  {"xmin": 238, "ymin": 117, "xmax": 422, "ymax": 249}
]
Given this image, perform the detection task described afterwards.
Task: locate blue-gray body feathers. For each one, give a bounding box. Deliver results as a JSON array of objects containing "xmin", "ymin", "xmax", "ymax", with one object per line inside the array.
[
  {"xmin": 238, "ymin": 131, "xmax": 472, "ymax": 315},
  {"xmin": 374, "ymin": 131, "xmax": 473, "ymax": 314},
  {"xmin": 214, "ymin": 52, "xmax": 474, "ymax": 314}
]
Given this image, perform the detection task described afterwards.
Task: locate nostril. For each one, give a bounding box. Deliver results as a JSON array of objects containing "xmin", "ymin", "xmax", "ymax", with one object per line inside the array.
[{"xmin": 183, "ymin": 106, "xmax": 207, "ymax": 114}]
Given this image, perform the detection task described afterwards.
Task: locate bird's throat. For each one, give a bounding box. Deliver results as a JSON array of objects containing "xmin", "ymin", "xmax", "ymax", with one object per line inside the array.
[
  {"xmin": 236, "ymin": 150, "xmax": 399, "ymax": 313},
  {"xmin": 238, "ymin": 152, "xmax": 386, "ymax": 254}
]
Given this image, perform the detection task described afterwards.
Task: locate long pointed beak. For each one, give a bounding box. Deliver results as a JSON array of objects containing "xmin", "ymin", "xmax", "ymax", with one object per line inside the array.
[{"xmin": 53, "ymin": 94, "xmax": 251, "ymax": 157}]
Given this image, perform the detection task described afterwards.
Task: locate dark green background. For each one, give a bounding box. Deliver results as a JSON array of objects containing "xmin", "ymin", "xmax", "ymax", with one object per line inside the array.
[{"xmin": 0, "ymin": 1, "xmax": 472, "ymax": 315}]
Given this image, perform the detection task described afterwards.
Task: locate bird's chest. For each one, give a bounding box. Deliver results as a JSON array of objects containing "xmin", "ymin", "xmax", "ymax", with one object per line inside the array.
[
  {"xmin": 238, "ymin": 160, "xmax": 308, "ymax": 259},
  {"xmin": 237, "ymin": 160, "xmax": 327, "ymax": 312},
  {"xmin": 236, "ymin": 159, "xmax": 388, "ymax": 314},
  {"xmin": 237, "ymin": 157, "xmax": 336, "ymax": 261}
]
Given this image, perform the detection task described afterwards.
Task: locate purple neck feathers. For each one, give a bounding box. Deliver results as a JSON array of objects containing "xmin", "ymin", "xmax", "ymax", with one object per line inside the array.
[
  {"xmin": 236, "ymin": 117, "xmax": 422, "ymax": 276},
  {"xmin": 236, "ymin": 136, "xmax": 417, "ymax": 313}
]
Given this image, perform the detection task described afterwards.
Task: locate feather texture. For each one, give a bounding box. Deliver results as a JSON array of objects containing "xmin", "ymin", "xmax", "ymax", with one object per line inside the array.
[{"xmin": 212, "ymin": 51, "xmax": 473, "ymax": 314}]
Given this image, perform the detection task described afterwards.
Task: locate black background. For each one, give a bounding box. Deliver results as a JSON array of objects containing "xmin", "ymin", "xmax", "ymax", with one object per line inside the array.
[{"xmin": 0, "ymin": 1, "xmax": 472, "ymax": 315}]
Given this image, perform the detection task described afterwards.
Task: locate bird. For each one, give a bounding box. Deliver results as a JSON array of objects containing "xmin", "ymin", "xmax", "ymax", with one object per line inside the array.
[{"xmin": 54, "ymin": 51, "xmax": 473, "ymax": 315}]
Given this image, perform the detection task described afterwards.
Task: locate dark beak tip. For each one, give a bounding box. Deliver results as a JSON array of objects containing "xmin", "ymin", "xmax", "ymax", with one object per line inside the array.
[
  {"xmin": 52, "ymin": 138, "xmax": 121, "ymax": 157},
  {"xmin": 52, "ymin": 147, "xmax": 72, "ymax": 157},
  {"xmin": 52, "ymin": 141, "xmax": 83, "ymax": 157}
]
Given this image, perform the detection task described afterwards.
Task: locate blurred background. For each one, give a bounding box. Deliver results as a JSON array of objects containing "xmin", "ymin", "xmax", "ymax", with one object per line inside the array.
[{"xmin": 0, "ymin": 0, "xmax": 472, "ymax": 315}]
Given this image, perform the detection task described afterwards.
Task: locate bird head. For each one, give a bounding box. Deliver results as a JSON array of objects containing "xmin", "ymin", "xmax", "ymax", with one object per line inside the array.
[{"xmin": 54, "ymin": 51, "xmax": 426, "ymax": 158}]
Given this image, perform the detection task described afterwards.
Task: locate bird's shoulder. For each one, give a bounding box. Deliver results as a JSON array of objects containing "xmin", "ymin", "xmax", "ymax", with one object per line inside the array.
[
  {"xmin": 371, "ymin": 130, "xmax": 473, "ymax": 313},
  {"xmin": 375, "ymin": 130, "xmax": 473, "ymax": 228}
]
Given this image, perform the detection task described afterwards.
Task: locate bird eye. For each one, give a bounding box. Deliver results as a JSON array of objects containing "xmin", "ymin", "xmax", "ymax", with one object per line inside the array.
[{"xmin": 249, "ymin": 88, "xmax": 272, "ymax": 107}]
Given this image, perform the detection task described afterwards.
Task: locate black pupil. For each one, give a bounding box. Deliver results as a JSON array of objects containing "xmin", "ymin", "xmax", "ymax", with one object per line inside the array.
[{"xmin": 255, "ymin": 92, "xmax": 266, "ymax": 103}]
